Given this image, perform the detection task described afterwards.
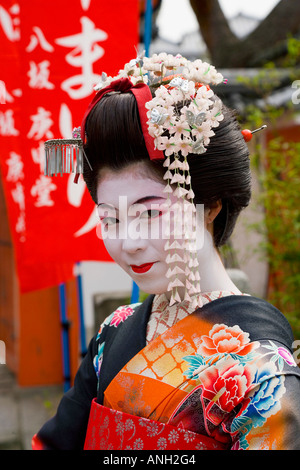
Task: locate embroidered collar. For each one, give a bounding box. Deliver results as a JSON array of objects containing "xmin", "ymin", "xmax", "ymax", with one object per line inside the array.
[{"xmin": 147, "ymin": 291, "xmax": 243, "ymax": 343}]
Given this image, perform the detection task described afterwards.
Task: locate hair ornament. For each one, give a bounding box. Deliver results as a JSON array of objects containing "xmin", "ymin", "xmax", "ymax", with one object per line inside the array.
[
  {"xmin": 242, "ymin": 125, "xmax": 267, "ymax": 142},
  {"xmin": 43, "ymin": 52, "xmax": 229, "ymax": 310},
  {"xmin": 44, "ymin": 126, "xmax": 92, "ymax": 177}
]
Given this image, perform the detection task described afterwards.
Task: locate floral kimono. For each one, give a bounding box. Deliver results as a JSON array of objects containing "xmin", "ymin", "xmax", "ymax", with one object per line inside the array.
[{"xmin": 32, "ymin": 293, "xmax": 300, "ymax": 450}]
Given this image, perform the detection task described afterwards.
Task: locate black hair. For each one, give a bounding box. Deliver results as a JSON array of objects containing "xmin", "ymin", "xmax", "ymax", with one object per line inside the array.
[{"xmin": 83, "ymin": 91, "xmax": 251, "ymax": 247}]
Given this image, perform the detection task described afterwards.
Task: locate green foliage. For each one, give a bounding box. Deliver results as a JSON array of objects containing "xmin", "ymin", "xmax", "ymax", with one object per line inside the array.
[
  {"xmin": 239, "ymin": 37, "xmax": 300, "ymax": 339},
  {"xmin": 261, "ymin": 138, "xmax": 300, "ymax": 337},
  {"xmin": 286, "ymin": 35, "xmax": 300, "ymax": 67},
  {"xmin": 237, "ymin": 64, "xmax": 282, "ymax": 97}
]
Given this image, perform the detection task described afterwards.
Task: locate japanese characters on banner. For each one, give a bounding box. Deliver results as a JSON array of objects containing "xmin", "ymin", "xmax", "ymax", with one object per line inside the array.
[{"xmin": 0, "ymin": 0, "xmax": 139, "ymax": 292}]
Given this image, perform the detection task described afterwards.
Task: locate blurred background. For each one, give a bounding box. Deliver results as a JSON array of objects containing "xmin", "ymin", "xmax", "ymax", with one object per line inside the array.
[{"xmin": 0, "ymin": 0, "xmax": 299, "ymax": 449}]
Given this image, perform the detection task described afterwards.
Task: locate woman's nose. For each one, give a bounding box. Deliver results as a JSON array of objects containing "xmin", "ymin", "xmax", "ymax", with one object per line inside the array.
[{"xmin": 121, "ymin": 224, "xmax": 148, "ymax": 254}]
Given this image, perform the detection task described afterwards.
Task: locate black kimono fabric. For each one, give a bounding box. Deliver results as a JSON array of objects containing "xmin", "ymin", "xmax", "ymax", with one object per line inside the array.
[{"xmin": 34, "ymin": 295, "xmax": 300, "ymax": 450}]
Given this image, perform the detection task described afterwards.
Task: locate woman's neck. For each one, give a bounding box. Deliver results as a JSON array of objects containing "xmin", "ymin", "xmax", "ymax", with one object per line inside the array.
[
  {"xmin": 198, "ymin": 246, "xmax": 241, "ymax": 294},
  {"xmin": 197, "ymin": 230, "xmax": 241, "ymax": 294},
  {"xmin": 164, "ymin": 230, "xmax": 241, "ymax": 302}
]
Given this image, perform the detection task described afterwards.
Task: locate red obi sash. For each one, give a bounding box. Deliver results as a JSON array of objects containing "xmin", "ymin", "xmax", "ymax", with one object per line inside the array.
[{"xmin": 83, "ymin": 399, "xmax": 226, "ymax": 450}]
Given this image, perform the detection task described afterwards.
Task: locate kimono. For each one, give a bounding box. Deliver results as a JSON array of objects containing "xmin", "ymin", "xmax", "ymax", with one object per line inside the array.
[{"xmin": 32, "ymin": 292, "xmax": 300, "ymax": 450}]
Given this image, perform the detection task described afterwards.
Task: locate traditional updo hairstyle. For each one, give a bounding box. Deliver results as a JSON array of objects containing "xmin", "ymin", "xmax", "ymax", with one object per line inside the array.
[{"xmin": 83, "ymin": 89, "xmax": 251, "ymax": 247}]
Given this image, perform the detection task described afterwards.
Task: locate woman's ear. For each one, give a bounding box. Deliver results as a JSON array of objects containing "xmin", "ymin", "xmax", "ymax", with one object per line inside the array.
[{"xmin": 205, "ymin": 200, "xmax": 222, "ymax": 226}]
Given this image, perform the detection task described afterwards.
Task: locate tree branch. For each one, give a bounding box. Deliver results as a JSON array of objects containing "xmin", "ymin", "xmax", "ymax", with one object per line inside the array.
[
  {"xmin": 189, "ymin": 0, "xmax": 239, "ymax": 66},
  {"xmin": 189, "ymin": 0, "xmax": 300, "ymax": 67},
  {"xmin": 239, "ymin": 0, "xmax": 300, "ymax": 66}
]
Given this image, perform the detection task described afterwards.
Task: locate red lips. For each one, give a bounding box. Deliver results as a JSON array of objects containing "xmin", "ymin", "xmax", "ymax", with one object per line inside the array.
[{"xmin": 130, "ymin": 263, "xmax": 155, "ymax": 274}]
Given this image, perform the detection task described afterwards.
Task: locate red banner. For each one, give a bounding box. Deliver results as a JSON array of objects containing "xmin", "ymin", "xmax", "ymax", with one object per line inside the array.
[{"xmin": 0, "ymin": 0, "xmax": 139, "ymax": 292}]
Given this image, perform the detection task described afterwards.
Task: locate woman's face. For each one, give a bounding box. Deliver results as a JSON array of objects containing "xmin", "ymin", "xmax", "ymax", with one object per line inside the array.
[{"xmin": 96, "ymin": 162, "xmax": 208, "ymax": 297}]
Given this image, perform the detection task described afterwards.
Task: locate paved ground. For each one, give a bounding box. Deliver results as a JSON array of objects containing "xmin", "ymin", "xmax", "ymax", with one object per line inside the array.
[{"xmin": 0, "ymin": 364, "xmax": 63, "ymax": 450}]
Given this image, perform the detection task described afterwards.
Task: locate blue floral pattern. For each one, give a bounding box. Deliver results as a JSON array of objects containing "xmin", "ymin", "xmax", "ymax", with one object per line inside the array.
[{"xmin": 181, "ymin": 322, "xmax": 297, "ymax": 449}]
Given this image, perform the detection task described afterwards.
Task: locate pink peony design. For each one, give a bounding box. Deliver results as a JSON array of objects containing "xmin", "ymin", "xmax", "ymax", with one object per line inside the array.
[
  {"xmin": 200, "ymin": 356, "xmax": 256, "ymax": 419},
  {"xmin": 198, "ymin": 323, "xmax": 258, "ymax": 357},
  {"xmin": 110, "ymin": 306, "xmax": 134, "ymax": 328}
]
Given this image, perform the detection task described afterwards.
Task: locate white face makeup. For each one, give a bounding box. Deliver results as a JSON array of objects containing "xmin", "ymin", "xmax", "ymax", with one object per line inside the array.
[
  {"xmin": 96, "ymin": 164, "xmax": 181, "ymax": 296},
  {"xmin": 96, "ymin": 162, "xmax": 238, "ymax": 298}
]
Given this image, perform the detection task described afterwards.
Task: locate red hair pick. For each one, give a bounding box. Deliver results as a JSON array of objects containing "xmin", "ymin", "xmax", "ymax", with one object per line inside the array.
[{"xmin": 242, "ymin": 125, "xmax": 267, "ymax": 142}]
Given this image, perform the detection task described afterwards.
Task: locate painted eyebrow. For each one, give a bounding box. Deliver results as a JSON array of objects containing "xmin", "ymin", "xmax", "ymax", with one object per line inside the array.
[
  {"xmin": 132, "ymin": 196, "xmax": 166, "ymax": 205},
  {"xmin": 97, "ymin": 202, "xmax": 116, "ymax": 210},
  {"xmin": 97, "ymin": 195, "xmax": 166, "ymax": 210}
]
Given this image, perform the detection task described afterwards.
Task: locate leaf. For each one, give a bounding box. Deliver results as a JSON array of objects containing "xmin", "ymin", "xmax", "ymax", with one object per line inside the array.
[
  {"xmin": 262, "ymin": 344, "xmax": 275, "ymax": 350},
  {"xmin": 279, "ymin": 357, "xmax": 284, "ymax": 372},
  {"xmin": 182, "ymin": 354, "xmax": 205, "ymax": 367},
  {"xmin": 231, "ymin": 415, "xmax": 252, "ymax": 433}
]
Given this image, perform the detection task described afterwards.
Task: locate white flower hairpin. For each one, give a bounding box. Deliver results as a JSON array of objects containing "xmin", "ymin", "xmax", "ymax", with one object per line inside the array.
[
  {"xmin": 93, "ymin": 53, "xmax": 226, "ymax": 309},
  {"xmin": 141, "ymin": 53, "xmax": 225, "ymax": 309},
  {"xmin": 44, "ymin": 52, "xmax": 227, "ymax": 309}
]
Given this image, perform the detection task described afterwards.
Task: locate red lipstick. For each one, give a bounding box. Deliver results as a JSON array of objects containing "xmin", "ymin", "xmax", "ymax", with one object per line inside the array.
[{"xmin": 130, "ymin": 263, "xmax": 155, "ymax": 274}]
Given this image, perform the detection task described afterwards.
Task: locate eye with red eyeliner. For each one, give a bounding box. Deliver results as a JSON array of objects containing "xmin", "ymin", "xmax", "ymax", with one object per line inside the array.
[
  {"xmin": 97, "ymin": 207, "xmax": 119, "ymax": 228},
  {"xmin": 98, "ymin": 204, "xmax": 164, "ymax": 228},
  {"xmin": 139, "ymin": 208, "xmax": 163, "ymax": 219},
  {"xmin": 99, "ymin": 216, "xmax": 119, "ymax": 227}
]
